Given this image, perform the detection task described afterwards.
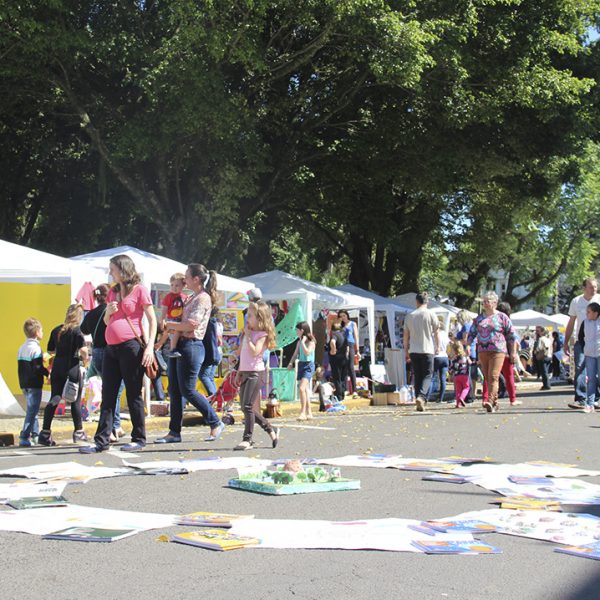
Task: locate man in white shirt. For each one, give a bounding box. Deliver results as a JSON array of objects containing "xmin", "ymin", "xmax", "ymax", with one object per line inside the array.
[
  {"xmin": 564, "ymin": 277, "xmax": 600, "ymax": 407},
  {"xmin": 404, "ymin": 292, "xmax": 440, "ymax": 412}
]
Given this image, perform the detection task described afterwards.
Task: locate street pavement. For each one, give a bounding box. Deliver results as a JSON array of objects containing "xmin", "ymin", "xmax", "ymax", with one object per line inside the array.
[{"xmin": 1, "ymin": 382, "xmax": 599, "ymax": 600}]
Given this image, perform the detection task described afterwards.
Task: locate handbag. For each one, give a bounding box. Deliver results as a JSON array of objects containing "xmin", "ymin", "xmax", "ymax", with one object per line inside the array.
[
  {"xmin": 125, "ymin": 316, "xmax": 166, "ymax": 379},
  {"xmin": 62, "ymin": 365, "xmax": 82, "ymax": 404}
]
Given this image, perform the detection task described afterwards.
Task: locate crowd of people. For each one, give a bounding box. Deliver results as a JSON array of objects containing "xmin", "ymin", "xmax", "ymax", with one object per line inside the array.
[{"xmin": 15, "ymin": 254, "xmax": 600, "ymax": 451}]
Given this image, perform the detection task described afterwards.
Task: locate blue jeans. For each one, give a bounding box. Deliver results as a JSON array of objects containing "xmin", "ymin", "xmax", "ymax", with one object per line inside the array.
[
  {"xmin": 584, "ymin": 356, "xmax": 600, "ymax": 407},
  {"xmin": 20, "ymin": 388, "xmax": 42, "ymax": 441},
  {"xmin": 92, "ymin": 347, "xmax": 123, "ymax": 429},
  {"xmin": 198, "ymin": 363, "xmax": 217, "ymax": 396},
  {"xmin": 168, "ymin": 339, "xmax": 220, "ymax": 434},
  {"xmin": 427, "ymin": 356, "xmax": 449, "ymax": 402}
]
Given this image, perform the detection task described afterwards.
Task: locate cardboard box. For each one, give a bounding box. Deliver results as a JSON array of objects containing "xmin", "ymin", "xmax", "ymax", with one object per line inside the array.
[
  {"xmin": 387, "ymin": 391, "xmax": 401, "ymax": 405},
  {"xmin": 371, "ymin": 392, "xmax": 388, "ymax": 406}
]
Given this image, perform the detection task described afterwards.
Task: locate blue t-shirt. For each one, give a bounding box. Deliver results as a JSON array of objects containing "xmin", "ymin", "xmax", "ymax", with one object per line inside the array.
[{"xmin": 344, "ymin": 322, "xmax": 355, "ymax": 345}]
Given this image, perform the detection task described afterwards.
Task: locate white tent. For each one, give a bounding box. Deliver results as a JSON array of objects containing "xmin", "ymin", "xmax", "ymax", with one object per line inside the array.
[
  {"xmin": 550, "ymin": 313, "xmax": 570, "ymax": 328},
  {"xmin": 510, "ymin": 309, "xmax": 564, "ymax": 329},
  {"xmin": 70, "ymin": 245, "xmax": 251, "ymax": 293},
  {"xmin": 241, "ymin": 270, "xmax": 376, "ymax": 365},
  {"xmin": 335, "ymin": 284, "xmax": 412, "ymax": 349}
]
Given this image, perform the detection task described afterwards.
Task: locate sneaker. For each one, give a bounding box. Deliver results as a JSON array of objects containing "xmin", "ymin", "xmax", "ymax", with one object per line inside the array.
[
  {"xmin": 510, "ymin": 400, "xmax": 522, "ymax": 406},
  {"xmin": 121, "ymin": 442, "xmax": 145, "ymax": 452},
  {"xmin": 37, "ymin": 430, "xmax": 56, "ymax": 447},
  {"xmin": 79, "ymin": 445, "xmax": 103, "ymax": 454},
  {"xmin": 415, "ymin": 397, "xmax": 425, "ymax": 412},
  {"xmin": 234, "ymin": 440, "xmax": 254, "ymax": 451},
  {"xmin": 18, "ymin": 439, "xmax": 32, "ymax": 448},
  {"xmin": 483, "ymin": 402, "xmax": 493, "ymax": 413},
  {"xmin": 205, "ymin": 421, "xmax": 225, "ymax": 442},
  {"xmin": 271, "ymin": 427, "xmax": 280, "ymax": 449},
  {"xmin": 154, "ymin": 433, "xmax": 182, "ymax": 444},
  {"xmin": 72, "ymin": 430, "xmax": 88, "ymax": 444},
  {"xmin": 109, "ymin": 431, "xmax": 118, "ymax": 443},
  {"xmin": 583, "ymin": 405, "xmax": 594, "ymax": 413},
  {"xmin": 114, "ymin": 427, "xmax": 126, "ymax": 439}
]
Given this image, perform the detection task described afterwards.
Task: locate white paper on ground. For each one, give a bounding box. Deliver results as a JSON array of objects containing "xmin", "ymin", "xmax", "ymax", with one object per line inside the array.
[
  {"xmin": 437, "ymin": 509, "xmax": 600, "ymax": 546},
  {"xmin": 0, "ymin": 480, "xmax": 68, "ymax": 502},
  {"xmin": 231, "ymin": 518, "xmax": 474, "ymax": 552},
  {"xmin": 0, "ymin": 461, "xmax": 130, "ymax": 483},
  {"xmin": 0, "ymin": 504, "xmax": 176, "ymax": 535}
]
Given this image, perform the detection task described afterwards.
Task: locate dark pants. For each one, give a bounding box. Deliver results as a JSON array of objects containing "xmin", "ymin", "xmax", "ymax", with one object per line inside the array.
[
  {"xmin": 535, "ymin": 357, "xmax": 552, "ymax": 389},
  {"xmin": 43, "ymin": 362, "xmax": 82, "ymax": 431},
  {"xmin": 167, "ymin": 338, "xmax": 220, "ymax": 435},
  {"xmin": 239, "ymin": 371, "xmax": 272, "ymax": 442},
  {"xmin": 94, "ymin": 340, "xmax": 146, "ymax": 449},
  {"xmin": 329, "ymin": 355, "xmax": 346, "ymax": 401},
  {"xmin": 347, "ymin": 346, "xmax": 357, "ymax": 392},
  {"xmin": 410, "ymin": 353, "xmax": 434, "ymax": 400}
]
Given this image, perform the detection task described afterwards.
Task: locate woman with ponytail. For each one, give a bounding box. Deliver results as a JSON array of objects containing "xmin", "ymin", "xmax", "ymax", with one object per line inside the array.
[
  {"xmin": 155, "ymin": 263, "xmax": 225, "ymax": 444},
  {"xmin": 38, "ymin": 304, "xmax": 87, "ymax": 446}
]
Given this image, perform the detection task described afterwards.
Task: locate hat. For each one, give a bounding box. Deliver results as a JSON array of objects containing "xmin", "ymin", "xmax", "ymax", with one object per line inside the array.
[{"xmin": 248, "ymin": 287, "xmax": 262, "ymax": 301}]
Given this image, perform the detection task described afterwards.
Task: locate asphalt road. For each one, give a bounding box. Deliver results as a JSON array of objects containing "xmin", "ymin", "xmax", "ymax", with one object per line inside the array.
[{"xmin": 1, "ymin": 383, "xmax": 599, "ymax": 600}]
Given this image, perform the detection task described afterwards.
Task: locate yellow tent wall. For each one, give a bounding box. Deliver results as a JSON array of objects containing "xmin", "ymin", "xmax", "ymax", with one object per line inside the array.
[{"xmin": 0, "ymin": 282, "xmax": 71, "ymax": 394}]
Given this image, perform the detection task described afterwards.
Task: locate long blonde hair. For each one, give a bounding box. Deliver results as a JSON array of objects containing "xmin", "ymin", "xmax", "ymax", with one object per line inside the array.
[
  {"xmin": 249, "ymin": 301, "xmax": 276, "ymax": 349},
  {"xmin": 58, "ymin": 304, "xmax": 84, "ymax": 340}
]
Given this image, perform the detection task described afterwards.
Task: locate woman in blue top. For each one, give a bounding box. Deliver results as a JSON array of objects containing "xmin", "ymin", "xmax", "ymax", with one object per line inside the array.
[
  {"xmin": 339, "ymin": 309, "xmax": 360, "ymax": 396},
  {"xmin": 287, "ymin": 321, "xmax": 316, "ymax": 420}
]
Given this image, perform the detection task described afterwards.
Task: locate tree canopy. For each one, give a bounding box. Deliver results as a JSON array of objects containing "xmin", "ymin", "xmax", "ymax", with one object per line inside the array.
[{"xmin": 1, "ymin": 0, "xmax": 599, "ymax": 308}]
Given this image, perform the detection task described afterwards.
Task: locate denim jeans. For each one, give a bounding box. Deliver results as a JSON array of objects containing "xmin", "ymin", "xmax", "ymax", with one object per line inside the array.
[
  {"xmin": 409, "ymin": 353, "xmax": 434, "ymax": 399},
  {"xmin": 584, "ymin": 356, "xmax": 600, "ymax": 407},
  {"xmin": 92, "ymin": 347, "xmax": 123, "ymax": 429},
  {"xmin": 535, "ymin": 357, "xmax": 552, "ymax": 389},
  {"xmin": 20, "ymin": 388, "xmax": 42, "ymax": 441},
  {"xmin": 198, "ymin": 363, "xmax": 217, "ymax": 396},
  {"xmin": 94, "ymin": 340, "xmax": 146, "ymax": 450},
  {"xmin": 168, "ymin": 339, "xmax": 220, "ymax": 434},
  {"xmin": 427, "ymin": 356, "xmax": 449, "ymax": 402}
]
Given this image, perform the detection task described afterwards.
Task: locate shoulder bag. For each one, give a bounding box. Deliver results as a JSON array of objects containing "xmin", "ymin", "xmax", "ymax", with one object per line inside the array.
[{"xmin": 125, "ymin": 316, "xmax": 167, "ymax": 379}]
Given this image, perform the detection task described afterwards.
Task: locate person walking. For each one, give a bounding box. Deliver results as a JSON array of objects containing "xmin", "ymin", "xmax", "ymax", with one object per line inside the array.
[
  {"xmin": 79, "ymin": 254, "xmax": 157, "ymax": 453},
  {"xmin": 38, "ymin": 304, "xmax": 87, "ymax": 446},
  {"xmin": 534, "ymin": 326, "xmax": 553, "ymax": 391},
  {"xmin": 338, "ymin": 310, "xmax": 360, "ymax": 397},
  {"xmin": 468, "ymin": 291, "xmax": 516, "ymax": 413},
  {"xmin": 563, "ymin": 278, "xmax": 600, "ymax": 409},
  {"xmin": 327, "ymin": 321, "xmax": 347, "ymax": 403},
  {"xmin": 404, "ymin": 292, "xmax": 440, "ymax": 412},
  {"xmin": 154, "ymin": 263, "xmax": 224, "ymax": 444},
  {"xmin": 427, "ymin": 321, "xmax": 450, "ymax": 403},
  {"xmin": 579, "ymin": 302, "xmax": 600, "ymax": 413}
]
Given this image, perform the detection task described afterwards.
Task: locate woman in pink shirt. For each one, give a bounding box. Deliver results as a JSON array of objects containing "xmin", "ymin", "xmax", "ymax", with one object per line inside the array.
[{"xmin": 80, "ymin": 255, "xmax": 157, "ymax": 453}]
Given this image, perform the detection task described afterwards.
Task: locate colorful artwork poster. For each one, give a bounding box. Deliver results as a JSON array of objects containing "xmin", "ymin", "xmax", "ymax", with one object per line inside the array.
[
  {"xmin": 221, "ymin": 309, "xmax": 244, "ymax": 335},
  {"xmin": 222, "ymin": 335, "xmax": 240, "ymax": 358},
  {"xmin": 225, "ymin": 292, "xmax": 249, "ymax": 309}
]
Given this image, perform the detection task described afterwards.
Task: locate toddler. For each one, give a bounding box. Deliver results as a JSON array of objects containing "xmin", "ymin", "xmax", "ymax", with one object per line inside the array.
[
  {"xmin": 449, "ymin": 340, "xmax": 471, "ymax": 408},
  {"xmin": 156, "ymin": 273, "xmax": 186, "ymax": 358}
]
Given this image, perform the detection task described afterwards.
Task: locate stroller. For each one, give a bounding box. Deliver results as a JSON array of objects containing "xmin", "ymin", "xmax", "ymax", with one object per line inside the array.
[{"xmin": 208, "ymin": 369, "xmax": 239, "ymax": 425}]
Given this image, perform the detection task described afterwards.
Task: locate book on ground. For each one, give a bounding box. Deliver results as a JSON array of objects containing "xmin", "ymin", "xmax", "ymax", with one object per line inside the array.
[
  {"xmin": 175, "ymin": 512, "xmax": 255, "ymax": 528},
  {"xmin": 43, "ymin": 527, "xmax": 139, "ymax": 542},
  {"xmin": 554, "ymin": 541, "xmax": 600, "ymax": 561},
  {"xmin": 7, "ymin": 496, "xmax": 69, "ymax": 510},
  {"xmin": 172, "ymin": 529, "xmax": 260, "ymax": 551},
  {"xmin": 411, "ymin": 540, "xmax": 502, "ymax": 554},
  {"xmin": 425, "ymin": 520, "xmax": 496, "ymax": 534}
]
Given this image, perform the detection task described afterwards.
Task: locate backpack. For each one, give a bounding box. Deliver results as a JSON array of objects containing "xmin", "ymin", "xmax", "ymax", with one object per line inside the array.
[{"xmin": 202, "ymin": 317, "xmax": 221, "ymax": 366}]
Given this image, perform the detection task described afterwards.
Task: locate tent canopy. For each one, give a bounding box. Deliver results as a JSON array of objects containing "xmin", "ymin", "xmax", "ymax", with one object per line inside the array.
[
  {"xmin": 510, "ymin": 309, "xmax": 564, "ymax": 329},
  {"xmin": 0, "ymin": 239, "xmax": 75, "ymax": 284},
  {"xmin": 242, "ymin": 270, "xmax": 376, "ymax": 363},
  {"xmin": 70, "ymin": 245, "xmax": 251, "ymax": 293},
  {"xmin": 336, "ymin": 284, "xmax": 412, "ymax": 349}
]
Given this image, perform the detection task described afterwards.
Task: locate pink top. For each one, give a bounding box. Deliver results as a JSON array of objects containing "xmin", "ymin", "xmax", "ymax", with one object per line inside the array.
[
  {"xmin": 105, "ymin": 285, "xmax": 153, "ymax": 345},
  {"xmin": 239, "ymin": 330, "xmax": 267, "ymax": 371}
]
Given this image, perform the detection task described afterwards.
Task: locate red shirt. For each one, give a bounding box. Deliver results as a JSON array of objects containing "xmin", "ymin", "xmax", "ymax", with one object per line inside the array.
[
  {"xmin": 161, "ymin": 292, "xmax": 185, "ymax": 322},
  {"xmin": 105, "ymin": 285, "xmax": 153, "ymax": 345}
]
